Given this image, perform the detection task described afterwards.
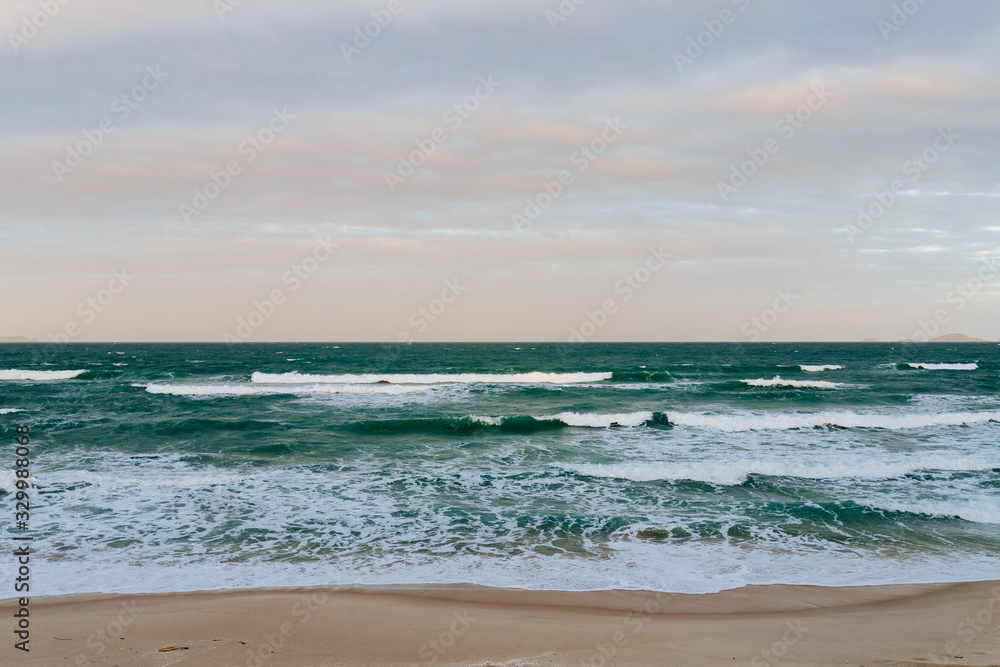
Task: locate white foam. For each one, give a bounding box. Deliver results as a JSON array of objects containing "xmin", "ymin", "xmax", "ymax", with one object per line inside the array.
[
  {"xmin": 543, "ymin": 411, "xmax": 654, "ymax": 428},
  {"xmin": 565, "ymin": 461, "xmax": 748, "ymax": 486},
  {"xmin": 666, "ymin": 410, "xmax": 1000, "ymax": 432},
  {"xmin": 0, "ymin": 408, "xmax": 24, "ymax": 414},
  {"xmin": 26, "ymin": 454, "xmax": 1000, "ymax": 596},
  {"xmin": 251, "ymin": 371, "xmax": 612, "ymax": 385},
  {"xmin": 0, "ymin": 369, "xmax": 86, "ymax": 381},
  {"xmin": 141, "ymin": 383, "xmax": 425, "ymax": 396},
  {"xmin": 906, "ymin": 363, "xmax": 978, "ymax": 370},
  {"xmin": 87, "ymin": 473, "xmax": 247, "ymax": 488},
  {"xmin": 563, "ymin": 454, "xmax": 1000, "ymax": 486},
  {"xmin": 141, "ymin": 475, "xmax": 247, "ymax": 488},
  {"xmin": 32, "ymin": 545, "xmax": 1000, "ymax": 597},
  {"xmin": 800, "ymin": 365, "xmax": 844, "ymax": 372},
  {"xmin": 0, "ymin": 470, "xmax": 37, "ymax": 493},
  {"xmin": 742, "ymin": 377, "xmax": 845, "ymax": 389}
]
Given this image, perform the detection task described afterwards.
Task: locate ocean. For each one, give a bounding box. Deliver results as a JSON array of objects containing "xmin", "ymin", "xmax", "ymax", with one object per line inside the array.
[{"xmin": 2, "ymin": 342, "xmax": 999, "ymax": 596}]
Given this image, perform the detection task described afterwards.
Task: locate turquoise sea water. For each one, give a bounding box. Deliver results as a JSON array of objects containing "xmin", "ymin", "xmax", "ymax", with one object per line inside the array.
[{"xmin": 2, "ymin": 342, "xmax": 999, "ymax": 594}]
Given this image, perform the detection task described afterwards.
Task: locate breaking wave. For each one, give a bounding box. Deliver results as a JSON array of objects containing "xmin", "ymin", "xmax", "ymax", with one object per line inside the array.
[
  {"xmin": 0, "ymin": 369, "xmax": 86, "ymax": 381},
  {"xmin": 903, "ymin": 363, "xmax": 978, "ymax": 371},
  {"xmin": 345, "ymin": 412, "xmax": 670, "ymax": 435},
  {"xmin": 742, "ymin": 377, "xmax": 846, "ymax": 389},
  {"xmin": 666, "ymin": 410, "xmax": 1000, "ymax": 432},
  {"xmin": 563, "ymin": 454, "xmax": 1000, "ymax": 486},
  {"xmin": 140, "ymin": 383, "xmax": 425, "ymax": 396},
  {"xmin": 251, "ymin": 371, "xmax": 613, "ymax": 385}
]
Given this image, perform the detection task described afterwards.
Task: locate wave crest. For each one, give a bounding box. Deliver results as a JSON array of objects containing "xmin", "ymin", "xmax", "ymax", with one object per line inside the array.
[
  {"xmin": 742, "ymin": 377, "xmax": 845, "ymax": 389},
  {"xmin": 563, "ymin": 454, "xmax": 1000, "ymax": 486},
  {"xmin": 346, "ymin": 412, "xmax": 670, "ymax": 435},
  {"xmin": 666, "ymin": 410, "xmax": 1000, "ymax": 432},
  {"xmin": 865, "ymin": 498, "xmax": 1000, "ymax": 525},
  {"xmin": 251, "ymin": 371, "xmax": 612, "ymax": 385},
  {"xmin": 904, "ymin": 363, "xmax": 978, "ymax": 371},
  {"xmin": 0, "ymin": 369, "xmax": 86, "ymax": 381},
  {"xmin": 545, "ymin": 411, "xmax": 655, "ymax": 427},
  {"xmin": 141, "ymin": 383, "xmax": 425, "ymax": 396}
]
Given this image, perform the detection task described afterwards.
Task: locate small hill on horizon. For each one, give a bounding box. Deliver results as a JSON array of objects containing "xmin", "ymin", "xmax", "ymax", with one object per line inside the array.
[
  {"xmin": 878, "ymin": 333, "xmax": 991, "ymax": 343},
  {"xmin": 927, "ymin": 333, "xmax": 987, "ymax": 343},
  {"xmin": 0, "ymin": 336, "xmax": 36, "ymax": 343}
]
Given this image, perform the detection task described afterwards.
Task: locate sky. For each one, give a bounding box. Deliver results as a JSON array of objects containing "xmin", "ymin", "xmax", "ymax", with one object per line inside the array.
[{"xmin": 1, "ymin": 0, "xmax": 999, "ymax": 343}]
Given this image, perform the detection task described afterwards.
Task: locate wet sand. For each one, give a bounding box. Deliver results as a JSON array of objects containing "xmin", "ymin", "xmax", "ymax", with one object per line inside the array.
[{"xmin": 5, "ymin": 580, "xmax": 1000, "ymax": 666}]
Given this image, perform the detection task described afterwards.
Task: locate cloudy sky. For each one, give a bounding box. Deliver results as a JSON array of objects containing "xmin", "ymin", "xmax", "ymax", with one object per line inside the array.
[{"xmin": 2, "ymin": 0, "xmax": 998, "ymax": 342}]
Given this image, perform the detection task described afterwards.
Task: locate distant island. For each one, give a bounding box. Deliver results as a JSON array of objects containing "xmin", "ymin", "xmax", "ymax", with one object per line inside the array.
[
  {"xmin": 0, "ymin": 336, "xmax": 36, "ymax": 343},
  {"xmin": 925, "ymin": 333, "xmax": 987, "ymax": 343},
  {"xmin": 863, "ymin": 333, "xmax": 990, "ymax": 343}
]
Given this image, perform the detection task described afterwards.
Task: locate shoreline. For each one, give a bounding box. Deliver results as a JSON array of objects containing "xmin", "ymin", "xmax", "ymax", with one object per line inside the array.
[{"xmin": 5, "ymin": 580, "xmax": 1000, "ymax": 666}]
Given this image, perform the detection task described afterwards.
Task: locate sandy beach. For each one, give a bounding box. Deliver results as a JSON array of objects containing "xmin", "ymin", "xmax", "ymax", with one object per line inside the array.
[{"xmin": 5, "ymin": 581, "xmax": 1000, "ymax": 666}]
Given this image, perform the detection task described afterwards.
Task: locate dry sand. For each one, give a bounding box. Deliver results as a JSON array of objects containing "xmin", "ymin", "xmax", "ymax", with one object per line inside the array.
[{"xmin": 4, "ymin": 581, "xmax": 1000, "ymax": 666}]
